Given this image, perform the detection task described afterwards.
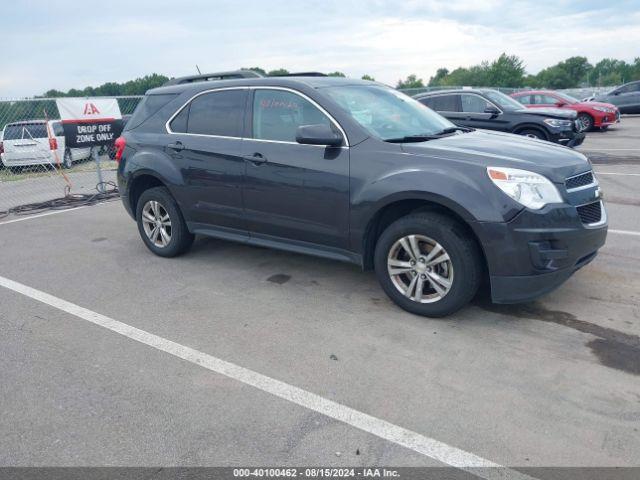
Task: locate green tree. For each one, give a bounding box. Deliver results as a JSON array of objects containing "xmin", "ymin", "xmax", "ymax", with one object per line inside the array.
[
  {"xmin": 486, "ymin": 53, "xmax": 526, "ymax": 87},
  {"xmin": 427, "ymin": 68, "xmax": 449, "ymax": 86},
  {"xmin": 327, "ymin": 71, "xmax": 346, "ymax": 77},
  {"xmin": 361, "ymin": 74, "xmax": 375, "ymax": 81},
  {"xmin": 396, "ymin": 74, "xmax": 424, "ymax": 89},
  {"xmin": 267, "ymin": 68, "xmax": 290, "ymax": 76},
  {"xmin": 242, "ymin": 66, "xmax": 267, "ymax": 76}
]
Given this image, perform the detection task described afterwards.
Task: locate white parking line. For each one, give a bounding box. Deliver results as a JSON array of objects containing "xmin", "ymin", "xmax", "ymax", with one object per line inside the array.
[
  {"xmin": 609, "ymin": 229, "xmax": 640, "ymax": 237},
  {"xmin": 0, "ymin": 274, "xmax": 534, "ymax": 480},
  {"xmin": 0, "ymin": 202, "xmax": 113, "ymax": 226},
  {"xmin": 596, "ymin": 172, "xmax": 640, "ymax": 177}
]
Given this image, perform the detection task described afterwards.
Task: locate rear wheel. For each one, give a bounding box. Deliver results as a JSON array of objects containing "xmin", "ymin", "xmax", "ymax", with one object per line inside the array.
[
  {"xmin": 62, "ymin": 149, "xmax": 73, "ymax": 169},
  {"xmin": 374, "ymin": 212, "xmax": 482, "ymax": 317},
  {"xmin": 136, "ymin": 186, "xmax": 194, "ymax": 257},
  {"xmin": 577, "ymin": 113, "xmax": 593, "ymax": 132}
]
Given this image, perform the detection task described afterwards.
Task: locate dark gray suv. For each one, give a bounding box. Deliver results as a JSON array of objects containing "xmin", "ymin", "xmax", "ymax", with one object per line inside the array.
[{"xmin": 116, "ymin": 74, "xmax": 607, "ymax": 317}]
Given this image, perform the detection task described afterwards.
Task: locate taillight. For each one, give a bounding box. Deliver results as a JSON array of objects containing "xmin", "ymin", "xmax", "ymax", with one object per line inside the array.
[
  {"xmin": 114, "ymin": 136, "xmax": 126, "ymax": 162},
  {"xmin": 49, "ymin": 137, "xmax": 58, "ymax": 150},
  {"xmin": 0, "ymin": 141, "xmax": 4, "ymax": 155}
]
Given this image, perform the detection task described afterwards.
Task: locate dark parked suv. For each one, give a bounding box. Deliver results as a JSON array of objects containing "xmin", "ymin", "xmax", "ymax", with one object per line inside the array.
[
  {"xmin": 415, "ymin": 88, "xmax": 585, "ymax": 147},
  {"xmin": 116, "ymin": 74, "xmax": 607, "ymax": 317}
]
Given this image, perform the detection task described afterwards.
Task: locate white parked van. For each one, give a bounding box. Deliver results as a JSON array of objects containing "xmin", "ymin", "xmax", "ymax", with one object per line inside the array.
[{"xmin": 0, "ymin": 120, "xmax": 92, "ymax": 170}]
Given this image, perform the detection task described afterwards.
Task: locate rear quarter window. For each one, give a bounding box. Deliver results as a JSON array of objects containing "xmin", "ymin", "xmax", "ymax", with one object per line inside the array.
[{"xmin": 126, "ymin": 93, "xmax": 178, "ymax": 130}]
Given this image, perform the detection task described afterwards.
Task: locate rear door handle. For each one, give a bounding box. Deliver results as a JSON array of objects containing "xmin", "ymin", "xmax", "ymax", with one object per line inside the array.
[
  {"xmin": 243, "ymin": 153, "xmax": 267, "ymax": 165},
  {"xmin": 167, "ymin": 141, "xmax": 184, "ymax": 151}
]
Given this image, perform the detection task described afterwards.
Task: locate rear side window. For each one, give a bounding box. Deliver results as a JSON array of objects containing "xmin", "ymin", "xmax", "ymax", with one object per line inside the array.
[
  {"xmin": 2, "ymin": 123, "xmax": 48, "ymax": 140},
  {"xmin": 184, "ymin": 89, "xmax": 246, "ymax": 137},
  {"xmin": 252, "ymin": 89, "xmax": 332, "ymax": 142},
  {"xmin": 419, "ymin": 95, "xmax": 460, "ymax": 112},
  {"xmin": 127, "ymin": 93, "xmax": 177, "ymax": 130}
]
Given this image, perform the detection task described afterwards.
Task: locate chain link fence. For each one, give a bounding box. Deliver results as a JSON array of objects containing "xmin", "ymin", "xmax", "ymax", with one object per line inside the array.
[
  {"xmin": 0, "ymin": 96, "xmax": 142, "ymax": 214},
  {"xmin": 397, "ymin": 85, "xmax": 616, "ymax": 100}
]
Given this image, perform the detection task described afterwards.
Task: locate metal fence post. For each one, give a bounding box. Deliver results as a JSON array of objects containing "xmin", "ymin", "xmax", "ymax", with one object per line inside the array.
[{"xmin": 93, "ymin": 147, "xmax": 105, "ymax": 193}]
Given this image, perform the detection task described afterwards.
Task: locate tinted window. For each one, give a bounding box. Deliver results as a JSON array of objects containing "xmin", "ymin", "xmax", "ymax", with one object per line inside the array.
[
  {"xmin": 51, "ymin": 121, "xmax": 64, "ymax": 136},
  {"xmin": 618, "ymin": 82, "xmax": 640, "ymax": 94},
  {"xmin": 169, "ymin": 105, "xmax": 189, "ymax": 133},
  {"xmin": 538, "ymin": 95, "xmax": 558, "ymax": 104},
  {"xmin": 461, "ymin": 94, "xmax": 491, "ymax": 113},
  {"xmin": 516, "ymin": 95, "xmax": 531, "ymax": 105},
  {"xmin": 252, "ymin": 89, "xmax": 331, "ymax": 142},
  {"xmin": 420, "ymin": 94, "xmax": 460, "ymax": 112},
  {"xmin": 128, "ymin": 93, "xmax": 177, "ymax": 130},
  {"xmin": 185, "ymin": 89, "xmax": 246, "ymax": 137},
  {"xmin": 2, "ymin": 123, "xmax": 48, "ymax": 140}
]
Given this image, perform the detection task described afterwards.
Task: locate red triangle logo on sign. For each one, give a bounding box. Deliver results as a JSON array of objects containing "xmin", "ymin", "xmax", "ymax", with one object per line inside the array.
[{"xmin": 83, "ymin": 103, "xmax": 100, "ymax": 115}]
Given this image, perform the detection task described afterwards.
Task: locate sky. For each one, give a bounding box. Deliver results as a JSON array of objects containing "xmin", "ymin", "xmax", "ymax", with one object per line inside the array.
[{"xmin": 3, "ymin": 0, "xmax": 640, "ymax": 97}]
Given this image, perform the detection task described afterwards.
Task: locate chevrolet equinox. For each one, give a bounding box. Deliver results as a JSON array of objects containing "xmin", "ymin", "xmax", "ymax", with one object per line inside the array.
[{"xmin": 116, "ymin": 73, "xmax": 607, "ymax": 317}]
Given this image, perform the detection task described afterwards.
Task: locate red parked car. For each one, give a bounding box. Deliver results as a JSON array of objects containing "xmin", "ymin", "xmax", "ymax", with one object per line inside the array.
[{"xmin": 511, "ymin": 90, "xmax": 620, "ymax": 132}]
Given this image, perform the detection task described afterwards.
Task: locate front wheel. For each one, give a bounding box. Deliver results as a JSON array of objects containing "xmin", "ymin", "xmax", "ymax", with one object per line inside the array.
[
  {"xmin": 519, "ymin": 129, "xmax": 546, "ymax": 140},
  {"xmin": 374, "ymin": 213, "xmax": 483, "ymax": 317},
  {"xmin": 136, "ymin": 186, "xmax": 194, "ymax": 257}
]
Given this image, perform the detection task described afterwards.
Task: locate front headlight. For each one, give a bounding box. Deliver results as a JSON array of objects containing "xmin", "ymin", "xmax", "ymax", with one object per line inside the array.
[
  {"xmin": 487, "ymin": 167, "xmax": 563, "ymax": 210},
  {"xmin": 593, "ymin": 106, "xmax": 612, "ymax": 113},
  {"xmin": 544, "ymin": 118, "xmax": 574, "ymax": 128}
]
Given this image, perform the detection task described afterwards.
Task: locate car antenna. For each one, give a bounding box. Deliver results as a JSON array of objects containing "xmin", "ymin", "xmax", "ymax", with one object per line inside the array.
[{"xmin": 195, "ymin": 64, "xmax": 202, "ymax": 74}]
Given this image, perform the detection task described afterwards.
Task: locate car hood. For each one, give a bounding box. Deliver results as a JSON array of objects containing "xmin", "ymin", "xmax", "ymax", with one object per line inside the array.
[
  {"xmin": 580, "ymin": 101, "xmax": 618, "ymax": 110},
  {"xmin": 515, "ymin": 107, "xmax": 577, "ymax": 119},
  {"xmin": 400, "ymin": 130, "xmax": 590, "ymax": 183}
]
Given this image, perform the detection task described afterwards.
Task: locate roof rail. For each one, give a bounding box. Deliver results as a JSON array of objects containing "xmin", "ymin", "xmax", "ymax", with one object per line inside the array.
[
  {"xmin": 163, "ymin": 70, "xmax": 263, "ymax": 86},
  {"xmin": 269, "ymin": 72, "xmax": 327, "ymax": 77}
]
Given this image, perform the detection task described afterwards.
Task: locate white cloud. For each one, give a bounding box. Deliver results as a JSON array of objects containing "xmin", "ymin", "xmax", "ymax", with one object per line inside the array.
[{"xmin": 2, "ymin": 0, "xmax": 639, "ymax": 96}]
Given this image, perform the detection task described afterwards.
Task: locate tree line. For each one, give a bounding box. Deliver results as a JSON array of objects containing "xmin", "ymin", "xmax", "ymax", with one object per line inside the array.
[
  {"xmin": 398, "ymin": 53, "xmax": 640, "ymax": 89},
  {"xmin": 36, "ymin": 54, "xmax": 640, "ymax": 98}
]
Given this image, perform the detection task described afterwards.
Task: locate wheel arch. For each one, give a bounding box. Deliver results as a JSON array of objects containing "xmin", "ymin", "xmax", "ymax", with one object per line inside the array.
[
  {"xmin": 512, "ymin": 123, "xmax": 549, "ymax": 140},
  {"xmin": 128, "ymin": 172, "xmax": 170, "ymax": 216},
  {"xmin": 361, "ymin": 195, "xmax": 488, "ymax": 281}
]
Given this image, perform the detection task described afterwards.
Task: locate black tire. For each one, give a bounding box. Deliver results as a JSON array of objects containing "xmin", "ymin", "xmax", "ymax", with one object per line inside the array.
[
  {"xmin": 136, "ymin": 186, "xmax": 194, "ymax": 257},
  {"xmin": 600, "ymin": 125, "xmax": 609, "ymax": 132},
  {"xmin": 63, "ymin": 149, "xmax": 73, "ymax": 169},
  {"xmin": 518, "ymin": 128, "xmax": 546, "ymax": 141},
  {"xmin": 374, "ymin": 212, "xmax": 482, "ymax": 317},
  {"xmin": 577, "ymin": 113, "xmax": 594, "ymax": 132}
]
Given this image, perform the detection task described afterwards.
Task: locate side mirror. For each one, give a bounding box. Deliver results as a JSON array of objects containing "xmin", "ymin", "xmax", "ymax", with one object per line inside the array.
[
  {"xmin": 484, "ymin": 105, "xmax": 500, "ymax": 117},
  {"xmin": 556, "ymin": 102, "xmax": 566, "ymax": 107},
  {"xmin": 296, "ymin": 124, "xmax": 343, "ymax": 147}
]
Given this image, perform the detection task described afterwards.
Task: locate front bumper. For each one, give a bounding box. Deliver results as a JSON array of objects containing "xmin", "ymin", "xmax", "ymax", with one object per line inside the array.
[
  {"xmin": 477, "ymin": 203, "xmax": 607, "ymax": 304},
  {"xmin": 592, "ymin": 110, "xmax": 619, "ymax": 127},
  {"xmin": 553, "ymin": 130, "xmax": 585, "ymax": 148}
]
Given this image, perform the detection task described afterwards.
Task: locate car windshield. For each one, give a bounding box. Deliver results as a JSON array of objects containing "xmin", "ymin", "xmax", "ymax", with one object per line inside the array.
[
  {"xmin": 483, "ymin": 90, "xmax": 525, "ymax": 111},
  {"xmin": 323, "ymin": 85, "xmax": 455, "ymax": 141},
  {"xmin": 554, "ymin": 92, "xmax": 578, "ymax": 104}
]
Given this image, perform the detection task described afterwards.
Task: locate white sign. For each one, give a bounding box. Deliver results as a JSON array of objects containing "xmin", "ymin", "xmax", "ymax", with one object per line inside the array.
[{"xmin": 55, "ymin": 98, "xmax": 123, "ymax": 147}]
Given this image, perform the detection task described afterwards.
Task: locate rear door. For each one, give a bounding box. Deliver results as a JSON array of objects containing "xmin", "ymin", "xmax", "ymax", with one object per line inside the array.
[
  {"xmin": 419, "ymin": 94, "xmax": 462, "ymax": 124},
  {"xmin": 242, "ymin": 87, "xmax": 350, "ymax": 249},
  {"xmin": 166, "ymin": 88, "xmax": 249, "ymax": 234}
]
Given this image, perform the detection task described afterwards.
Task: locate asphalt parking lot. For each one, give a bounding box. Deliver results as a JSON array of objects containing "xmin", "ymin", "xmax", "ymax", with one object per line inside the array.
[{"xmin": 1, "ymin": 119, "xmax": 639, "ymax": 475}]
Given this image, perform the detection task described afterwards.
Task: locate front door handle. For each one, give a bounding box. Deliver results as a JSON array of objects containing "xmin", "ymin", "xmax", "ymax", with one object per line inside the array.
[
  {"xmin": 243, "ymin": 153, "xmax": 267, "ymax": 165},
  {"xmin": 167, "ymin": 141, "xmax": 184, "ymax": 151}
]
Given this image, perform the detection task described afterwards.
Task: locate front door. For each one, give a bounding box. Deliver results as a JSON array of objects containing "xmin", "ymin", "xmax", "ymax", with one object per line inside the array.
[{"xmin": 242, "ymin": 88, "xmax": 350, "ymax": 250}]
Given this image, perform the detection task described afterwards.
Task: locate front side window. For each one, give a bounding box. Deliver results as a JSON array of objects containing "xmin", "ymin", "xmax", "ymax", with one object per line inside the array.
[
  {"xmin": 252, "ymin": 89, "xmax": 332, "ymax": 142},
  {"xmin": 516, "ymin": 95, "xmax": 531, "ymax": 105},
  {"xmin": 539, "ymin": 95, "xmax": 559, "ymax": 105},
  {"xmin": 323, "ymin": 85, "xmax": 454, "ymax": 141},
  {"xmin": 461, "ymin": 94, "xmax": 491, "ymax": 113},
  {"xmin": 171, "ymin": 89, "xmax": 246, "ymax": 137},
  {"xmin": 483, "ymin": 90, "xmax": 525, "ymax": 111}
]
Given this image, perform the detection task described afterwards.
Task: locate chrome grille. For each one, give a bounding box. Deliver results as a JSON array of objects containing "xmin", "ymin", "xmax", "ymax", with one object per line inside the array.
[
  {"xmin": 577, "ymin": 201, "xmax": 602, "ymax": 225},
  {"xmin": 566, "ymin": 171, "xmax": 594, "ymax": 190}
]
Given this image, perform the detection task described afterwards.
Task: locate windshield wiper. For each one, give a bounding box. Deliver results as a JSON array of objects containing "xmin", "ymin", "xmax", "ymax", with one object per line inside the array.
[{"xmin": 385, "ymin": 126, "xmax": 474, "ymax": 143}]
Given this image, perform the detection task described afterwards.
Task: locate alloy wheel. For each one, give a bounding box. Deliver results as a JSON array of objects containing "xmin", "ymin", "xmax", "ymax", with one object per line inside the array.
[
  {"xmin": 387, "ymin": 234, "xmax": 454, "ymax": 303},
  {"xmin": 141, "ymin": 200, "xmax": 172, "ymax": 248}
]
